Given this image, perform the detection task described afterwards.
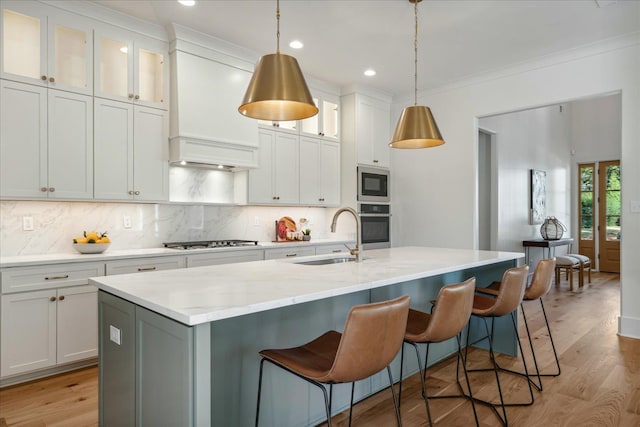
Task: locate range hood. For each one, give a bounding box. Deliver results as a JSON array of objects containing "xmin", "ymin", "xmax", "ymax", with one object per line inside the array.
[{"xmin": 169, "ymin": 27, "xmax": 260, "ymax": 170}]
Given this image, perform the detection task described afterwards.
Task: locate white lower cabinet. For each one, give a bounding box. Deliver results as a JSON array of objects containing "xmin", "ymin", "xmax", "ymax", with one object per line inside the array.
[
  {"xmin": 105, "ymin": 256, "xmax": 186, "ymax": 275},
  {"xmin": 314, "ymin": 244, "xmax": 352, "ymax": 256},
  {"xmin": 264, "ymin": 246, "xmax": 316, "ymax": 260},
  {"xmin": 0, "ymin": 285, "xmax": 97, "ymax": 377},
  {"xmin": 186, "ymin": 249, "xmax": 263, "ymax": 268}
]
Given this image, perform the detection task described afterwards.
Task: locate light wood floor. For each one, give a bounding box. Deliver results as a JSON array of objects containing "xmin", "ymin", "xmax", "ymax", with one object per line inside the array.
[{"xmin": 1, "ymin": 272, "xmax": 637, "ymax": 426}]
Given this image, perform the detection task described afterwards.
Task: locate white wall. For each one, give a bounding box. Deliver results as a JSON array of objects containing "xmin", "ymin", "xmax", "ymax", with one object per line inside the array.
[
  {"xmin": 480, "ymin": 104, "xmax": 572, "ymax": 254},
  {"xmin": 390, "ymin": 35, "xmax": 640, "ymax": 338}
]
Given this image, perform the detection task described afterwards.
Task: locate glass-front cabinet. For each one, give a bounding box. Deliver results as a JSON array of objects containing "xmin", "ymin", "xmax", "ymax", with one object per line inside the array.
[
  {"xmin": 95, "ymin": 29, "xmax": 167, "ymax": 109},
  {"xmin": 300, "ymin": 89, "xmax": 339, "ymax": 140},
  {"xmin": 0, "ymin": 2, "xmax": 92, "ymax": 95},
  {"xmin": 256, "ymin": 89, "xmax": 340, "ymax": 140}
]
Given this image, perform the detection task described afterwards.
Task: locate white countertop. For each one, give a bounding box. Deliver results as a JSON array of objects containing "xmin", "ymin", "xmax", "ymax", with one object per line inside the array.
[
  {"xmin": 0, "ymin": 239, "xmax": 353, "ymax": 268},
  {"xmin": 90, "ymin": 247, "xmax": 524, "ymax": 326}
]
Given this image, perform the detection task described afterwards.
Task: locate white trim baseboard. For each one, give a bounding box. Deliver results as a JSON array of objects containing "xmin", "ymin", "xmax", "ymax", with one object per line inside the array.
[{"xmin": 618, "ymin": 315, "xmax": 640, "ymax": 340}]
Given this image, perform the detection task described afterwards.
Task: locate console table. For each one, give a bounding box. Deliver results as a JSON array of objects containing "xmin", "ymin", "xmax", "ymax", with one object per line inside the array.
[{"xmin": 522, "ymin": 238, "xmax": 574, "ymax": 265}]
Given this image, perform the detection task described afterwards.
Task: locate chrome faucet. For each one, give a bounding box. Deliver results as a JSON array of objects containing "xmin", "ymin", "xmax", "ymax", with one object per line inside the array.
[{"xmin": 330, "ymin": 207, "xmax": 362, "ymax": 262}]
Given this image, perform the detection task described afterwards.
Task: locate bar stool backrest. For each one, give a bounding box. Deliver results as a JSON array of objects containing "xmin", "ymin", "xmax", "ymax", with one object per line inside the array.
[
  {"xmin": 328, "ymin": 295, "xmax": 410, "ymax": 383},
  {"xmin": 422, "ymin": 278, "xmax": 476, "ymax": 343},
  {"xmin": 488, "ymin": 266, "xmax": 529, "ymax": 317},
  {"xmin": 525, "ymin": 258, "xmax": 556, "ymax": 300}
]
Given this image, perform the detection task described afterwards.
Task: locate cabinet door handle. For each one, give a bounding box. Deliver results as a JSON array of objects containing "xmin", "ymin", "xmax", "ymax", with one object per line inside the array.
[
  {"xmin": 138, "ymin": 267, "xmax": 157, "ymax": 272},
  {"xmin": 58, "ymin": 295, "xmax": 65, "ymax": 301},
  {"xmin": 49, "ymin": 76, "xmax": 55, "ymax": 83},
  {"xmin": 128, "ymin": 190, "xmax": 134, "ymax": 195},
  {"xmin": 332, "ymin": 249, "xmax": 342, "ymax": 253},
  {"xmin": 134, "ymin": 190, "xmax": 140, "ymax": 195},
  {"xmin": 285, "ymin": 254, "xmax": 297, "ymax": 257},
  {"xmin": 128, "ymin": 93, "xmax": 134, "ymax": 99},
  {"xmin": 41, "ymin": 75, "xmax": 47, "ymax": 81},
  {"xmin": 272, "ymin": 196, "xmax": 277, "ymax": 200},
  {"xmin": 373, "ymin": 159, "xmax": 379, "ymax": 164},
  {"xmin": 41, "ymin": 187, "xmax": 48, "ymax": 192},
  {"xmin": 134, "ymin": 94, "xmax": 140, "ymax": 100},
  {"xmin": 45, "ymin": 274, "xmax": 69, "ymax": 280},
  {"xmin": 276, "ymin": 196, "xmax": 280, "ymax": 200},
  {"xmin": 48, "ymin": 187, "xmax": 55, "ymax": 192},
  {"xmin": 50, "ymin": 296, "xmax": 57, "ymax": 302}
]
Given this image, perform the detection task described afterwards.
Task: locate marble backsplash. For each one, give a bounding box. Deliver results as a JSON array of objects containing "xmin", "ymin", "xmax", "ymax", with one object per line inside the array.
[{"xmin": 0, "ymin": 201, "xmax": 351, "ymax": 256}]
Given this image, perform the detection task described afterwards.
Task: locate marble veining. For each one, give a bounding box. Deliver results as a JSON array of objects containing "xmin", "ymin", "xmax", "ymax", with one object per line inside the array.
[
  {"xmin": 89, "ymin": 247, "xmax": 524, "ymax": 325},
  {"xmin": 0, "ymin": 200, "xmax": 350, "ymax": 257}
]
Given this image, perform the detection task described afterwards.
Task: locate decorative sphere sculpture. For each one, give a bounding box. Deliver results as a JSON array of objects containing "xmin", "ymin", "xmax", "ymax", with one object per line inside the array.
[{"xmin": 540, "ymin": 216, "xmax": 566, "ymax": 240}]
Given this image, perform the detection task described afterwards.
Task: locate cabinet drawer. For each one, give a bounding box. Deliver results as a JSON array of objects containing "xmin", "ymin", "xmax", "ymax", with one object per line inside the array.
[
  {"xmin": 187, "ymin": 249, "xmax": 264, "ymax": 268},
  {"xmin": 264, "ymin": 247, "xmax": 316, "ymax": 260},
  {"xmin": 314, "ymin": 244, "xmax": 353, "ymax": 256},
  {"xmin": 106, "ymin": 256, "xmax": 186, "ymax": 275},
  {"xmin": 1, "ymin": 262, "xmax": 105, "ymax": 294}
]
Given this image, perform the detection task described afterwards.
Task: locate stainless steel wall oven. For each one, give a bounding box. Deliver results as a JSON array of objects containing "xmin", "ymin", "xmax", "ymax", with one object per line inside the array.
[{"xmin": 359, "ymin": 203, "xmax": 391, "ymax": 249}]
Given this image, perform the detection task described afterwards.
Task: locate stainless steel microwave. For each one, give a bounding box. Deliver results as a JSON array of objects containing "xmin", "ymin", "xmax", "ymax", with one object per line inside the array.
[{"xmin": 357, "ymin": 166, "xmax": 390, "ymax": 202}]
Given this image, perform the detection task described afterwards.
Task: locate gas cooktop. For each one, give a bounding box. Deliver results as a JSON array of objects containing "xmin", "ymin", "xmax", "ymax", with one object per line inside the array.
[{"xmin": 163, "ymin": 240, "xmax": 259, "ymax": 250}]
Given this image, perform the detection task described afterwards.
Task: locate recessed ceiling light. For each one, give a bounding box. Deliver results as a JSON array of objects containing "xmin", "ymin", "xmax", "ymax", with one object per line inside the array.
[
  {"xmin": 364, "ymin": 69, "xmax": 376, "ymax": 77},
  {"xmin": 289, "ymin": 40, "xmax": 304, "ymax": 49},
  {"xmin": 178, "ymin": 0, "xmax": 196, "ymax": 6}
]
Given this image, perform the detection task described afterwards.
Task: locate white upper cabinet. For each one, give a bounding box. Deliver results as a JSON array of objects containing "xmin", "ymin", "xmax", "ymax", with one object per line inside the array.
[
  {"xmin": 259, "ymin": 88, "xmax": 340, "ymax": 142},
  {"xmin": 0, "ymin": 2, "xmax": 93, "ymax": 95},
  {"xmin": 355, "ymin": 95, "xmax": 391, "ymax": 168},
  {"xmin": 95, "ymin": 28, "xmax": 168, "ymax": 110},
  {"xmin": 299, "ymin": 136, "xmax": 340, "ymax": 206},
  {"xmin": 0, "ymin": 80, "xmax": 93, "ymax": 199},
  {"xmin": 300, "ymin": 89, "xmax": 340, "ymax": 141},
  {"xmin": 248, "ymin": 127, "xmax": 299, "ymax": 204},
  {"xmin": 94, "ymin": 98, "xmax": 168, "ymax": 201}
]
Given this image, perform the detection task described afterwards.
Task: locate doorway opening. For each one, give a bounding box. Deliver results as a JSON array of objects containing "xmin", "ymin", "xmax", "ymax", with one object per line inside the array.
[{"xmin": 478, "ymin": 128, "xmax": 495, "ymax": 250}]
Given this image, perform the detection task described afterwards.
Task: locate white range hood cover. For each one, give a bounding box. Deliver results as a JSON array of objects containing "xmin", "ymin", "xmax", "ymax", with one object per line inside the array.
[{"xmin": 170, "ymin": 26, "xmax": 260, "ymax": 170}]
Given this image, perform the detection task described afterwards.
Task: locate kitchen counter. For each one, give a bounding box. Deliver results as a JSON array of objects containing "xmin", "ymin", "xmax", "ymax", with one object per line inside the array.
[
  {"xmin": 96, "ymin": 246, "xmax": 523, "ymax": 426},
  {"xmin": 0, "ymin": 239, "xmax": 353, "ymax": 268},
  {"xmin": 91, "ymin": 246, "xmax": 523, "ymax": 326},
  {"xmin": 96, "ymin": 246, "xmax": 522, "ymax": 426}
]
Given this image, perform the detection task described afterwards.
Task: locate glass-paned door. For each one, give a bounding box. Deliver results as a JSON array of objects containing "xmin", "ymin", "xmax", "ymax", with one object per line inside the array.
[
  {"xmin": 578, "ymin": 163, "xmax": 595, "ymax": 266},
  {"xmin": 599, "ymin": 160, "xmax": 621, "ymax": 272}
]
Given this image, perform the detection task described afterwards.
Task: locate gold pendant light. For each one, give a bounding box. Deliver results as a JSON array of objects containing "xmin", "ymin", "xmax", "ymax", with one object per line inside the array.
[
  {"xmin": 239, "ymin": 0, "xmax": 318, "ymax": 121},
  {"xmin": 390, "ymin": 0, "xmax": 444, "ymax": 149}
]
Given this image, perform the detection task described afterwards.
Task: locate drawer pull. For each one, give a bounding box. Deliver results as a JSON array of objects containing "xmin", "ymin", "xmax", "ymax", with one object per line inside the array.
[
  {"xmin": 138, "ymin": 267, "xmax": 157, "ymax": 272},
  {"xmin": 285, "ymin": 254, "xmax": 297, "ymax": 257},
  {"xmin": 45, "ymin": 275, "xmax": 69, "ymax": 280},
  {"xmin": 332, "ymin": 249, "xmax": 342, "ymax": 253},
  {"xmin": 58, "ymin": 295, "xmax": 65, "ymax": 301}
]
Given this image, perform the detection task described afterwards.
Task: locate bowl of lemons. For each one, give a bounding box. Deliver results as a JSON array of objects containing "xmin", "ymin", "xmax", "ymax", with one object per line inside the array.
[{"xmin": 73, "ymin": 231, "xmax": 111, "ymax": 254}]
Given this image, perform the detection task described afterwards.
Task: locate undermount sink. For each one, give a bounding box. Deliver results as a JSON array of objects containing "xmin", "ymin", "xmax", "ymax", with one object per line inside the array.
[{"xmin": 294, "ymin": 256, "xmax": 357, "ymax": 266}]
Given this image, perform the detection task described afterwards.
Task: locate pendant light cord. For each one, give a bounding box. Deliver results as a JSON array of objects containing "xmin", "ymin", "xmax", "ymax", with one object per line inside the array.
[
  {"xmin": 276, "ymin": 0, "xmax": 281, "ymax": 53},
  {"xmin": 414, "ymin": 0, "xmax": 418, "ymax": 106}
]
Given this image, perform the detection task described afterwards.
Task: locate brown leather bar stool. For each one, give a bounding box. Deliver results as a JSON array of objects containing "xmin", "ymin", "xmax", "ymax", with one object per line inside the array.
[
  {"xmin": 255, "ymin": 295, "xmax": 410, "ymax": 427},
  {"xmin": 398, "ymin": 278, "xmax": 479, "ymax": 426},
  {"xmin": 478, "ymin": 259, "xmax": 560, "ymax": 392},
  {"xmin": 465, "ymin": 265, "xmax": 532, "ymax": 427}
]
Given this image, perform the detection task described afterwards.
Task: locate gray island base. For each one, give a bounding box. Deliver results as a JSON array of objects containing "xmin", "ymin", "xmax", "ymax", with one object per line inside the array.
[{"xmin": 92, "ymin": 247, "xmax": 523, "ymax": 426}]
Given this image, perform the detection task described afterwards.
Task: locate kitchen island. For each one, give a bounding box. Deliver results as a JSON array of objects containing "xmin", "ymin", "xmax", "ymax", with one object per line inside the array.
[{"xmin": 91, "ymin": 246, "xmax": 523, "ymax": 426}]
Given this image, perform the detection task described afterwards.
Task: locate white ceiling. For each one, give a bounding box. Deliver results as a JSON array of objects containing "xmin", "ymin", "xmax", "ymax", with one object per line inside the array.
[{"xmin": 91, "ymin": 0, "xmax": 640, "ymax": 97}]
